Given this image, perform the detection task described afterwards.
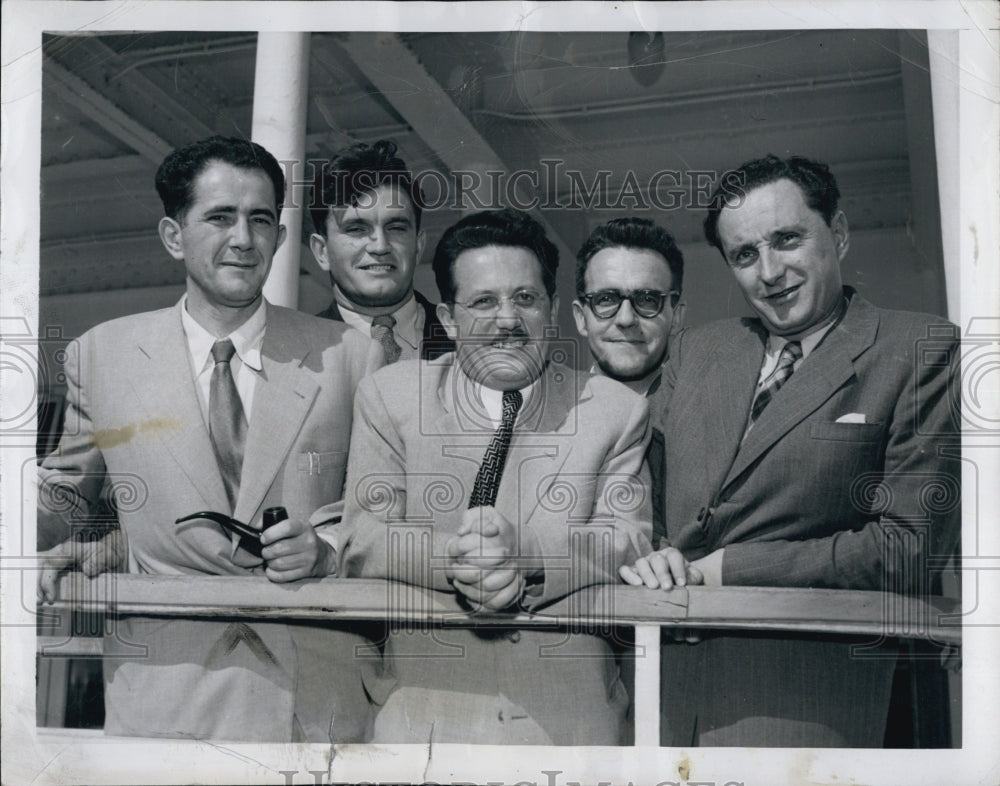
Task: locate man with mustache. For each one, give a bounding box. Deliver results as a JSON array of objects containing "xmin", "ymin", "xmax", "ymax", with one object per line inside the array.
[
  {"xmin": 622, "ymin": 154, "xmax": 961, "ymax": 746},
  {"xmin": 309, "ymin": 139, "xmax": 454, "ymax": 363},
  {"xmin": 339, "ymin": 208, "xmax": 653, "ymax": 744},
  {"xmin": 37, "ymin": 136, "xmax": 386, "ymax": 742}
]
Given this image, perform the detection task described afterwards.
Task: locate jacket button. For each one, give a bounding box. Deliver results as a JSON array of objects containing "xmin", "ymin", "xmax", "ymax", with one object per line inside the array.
[{"xmin": 508, "ymin": 631, "xmax": 521, "ymax": 643}]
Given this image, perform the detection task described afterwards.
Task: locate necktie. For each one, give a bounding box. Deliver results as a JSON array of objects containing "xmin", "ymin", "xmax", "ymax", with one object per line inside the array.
[
  {"xmin": 468, "ymin": 390, "xmax": 523, "ymax": 508},
  {"xmin": 209, "ymin": 339, "xmax": 247, "ymax": 512},
  {"xmin": 749, "ymin": 340, "xmax": 802, "ymax": 425},
  {"xmin": 371, "ymin": 314, "xmax": 402, "ymax": 364},
  {"xmin": 646, "ymin": 427, "xmax": 667, "ymax": 549}
]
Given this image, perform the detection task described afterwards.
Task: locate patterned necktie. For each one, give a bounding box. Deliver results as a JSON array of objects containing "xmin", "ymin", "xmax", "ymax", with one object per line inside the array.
[
  {"xmin": 371, "ymin": 314, "xmax": 402, "ymax": 364},
  {"xmin": 468, "ymin": 390, "xmax": 524, "ymax": 508},
  {"xmin": 749, "ymin": 340, "xmax": 802, "ymax": 425},
  {"xmin": 209, "ymin": 339, "xmax": 247, "ymax": 512}
]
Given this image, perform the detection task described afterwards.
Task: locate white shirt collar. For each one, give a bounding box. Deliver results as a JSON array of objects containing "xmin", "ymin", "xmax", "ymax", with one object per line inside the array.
[
  {"xmin": 450, "ymin": 363, "xmax": 537, "ymax": 429},
  {"xmin": 765, "ymin": 317, "xmax": 836, "ymax": 362},
  {"xmin": 180, "ymin": 294, "xmax": 266, "ymax": 373},
  {"xmin": 336, "ymin": 293, "xmax": 422, "ymax": 350}
]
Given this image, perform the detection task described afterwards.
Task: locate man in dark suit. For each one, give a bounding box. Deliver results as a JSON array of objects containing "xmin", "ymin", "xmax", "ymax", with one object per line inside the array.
[
  {"xmin": 308, "ymin": 139, "xmax": 453, "ymax": 362},
  {"xmin": 572, "ymin": 217, "xmax": 685, "ymax": 549},
  {"xmin": 339, "ymin": 208, "xmax": 653, "ymax": 745},
  {"xmin": 621, "ymin": 155, "xmax": 961, "ymax": 746},
  {"xmin": 37, "ymin": 136, "xmax": 386, "ymax": 742}
]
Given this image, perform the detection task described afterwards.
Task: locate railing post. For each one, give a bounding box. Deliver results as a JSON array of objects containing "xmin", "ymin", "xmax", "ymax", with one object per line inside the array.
[{"xmin": 632, "ymin": 624, "xmax": 661, "ymax": 746}]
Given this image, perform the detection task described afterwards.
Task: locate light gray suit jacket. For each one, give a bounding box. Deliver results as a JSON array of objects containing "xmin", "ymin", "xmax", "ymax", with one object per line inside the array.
[
  {"xmin": 649, "ymin": 288, "xmax": 961, "ymax": 746},
  {"xmin": 339, "ymin": 355, "xmax": 653, "ymax": 744},
  {"xmin": 39, "ymin": 300, "xmax": 387, "ymax": 742}
]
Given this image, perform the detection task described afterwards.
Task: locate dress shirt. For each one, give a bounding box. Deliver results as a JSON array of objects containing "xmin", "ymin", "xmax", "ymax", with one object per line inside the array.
[
  {"xmin": 754, "ymin": 322, "xmax": 831, "ymax": 386},
  {"xmin": 337, "ymin": 293, "xmax": 423, "ymax": 358},
  {"xmin": 181, "ymin": 295, "xmax": 266, "ymax": 426},
  {"xmin": 475, "ymin": 378, "xmax": 537, "ymax": 428}
]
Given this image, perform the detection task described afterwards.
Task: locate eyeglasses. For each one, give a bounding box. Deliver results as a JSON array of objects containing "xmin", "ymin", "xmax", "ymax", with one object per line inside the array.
[
  {"xmin": 453, "ymin": 290, "xmax": 547, "ymax": 313},
  {"xmin": 579, "ymin": 289, "xmax": 680, "ymax": 319}
]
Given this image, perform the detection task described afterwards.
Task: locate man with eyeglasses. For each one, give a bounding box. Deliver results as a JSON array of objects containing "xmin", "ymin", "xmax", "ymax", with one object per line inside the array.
[
  {"xmin": 573, "ymin": 217, "xmax": 685, "ymax": 554},
  {"xmin": 573, "ymin": 217, "xmax": 685, "ymax": 396},
  {"xmin": 339, "ymin": 208, "xmax": 653, "ymax": 744},
  {"xmin": 620, "ymin": 155, "xmax": 961, "ymax": 747}
]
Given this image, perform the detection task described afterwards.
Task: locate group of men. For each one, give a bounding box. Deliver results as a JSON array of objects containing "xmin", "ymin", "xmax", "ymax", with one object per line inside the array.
[{"xmin": 37, "ymin": 135, "xmax": 960, "ymax": 747}]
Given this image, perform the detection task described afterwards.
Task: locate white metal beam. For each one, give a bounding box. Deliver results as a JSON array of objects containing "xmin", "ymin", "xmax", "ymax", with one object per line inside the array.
[
  {"xmin": 43, "ymin": 59, "xmax": 172, "ymax": 163},
  {"xmin": 337, "ymin": 32, "xmax": 576, "ymax": 262}
]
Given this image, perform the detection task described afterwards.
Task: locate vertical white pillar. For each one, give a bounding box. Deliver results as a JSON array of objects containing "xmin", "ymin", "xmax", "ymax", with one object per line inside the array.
[
  {"xmin": 927, "ymin": 31, "xmax": 960, "ymax": 322},
  {"xmin": 252, "ymin": 32, "xmax": 310, "ymax": 309}
]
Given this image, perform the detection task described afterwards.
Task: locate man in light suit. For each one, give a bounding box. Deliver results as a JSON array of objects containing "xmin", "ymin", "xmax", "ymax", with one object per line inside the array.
[
  {"xmin": 37, "ymin": 136, "xmax": 386, "ymax": 742},
  {"xmin": 309, "ymin": 139, "xmax": 454, "ymax": 362},
  {"xmin": 339, "ymin": 208, "xmax": 653, "ymax": 745},
  {"xmin": 621, "ymin": 155, "xmax": 961, "ymax": 746}
]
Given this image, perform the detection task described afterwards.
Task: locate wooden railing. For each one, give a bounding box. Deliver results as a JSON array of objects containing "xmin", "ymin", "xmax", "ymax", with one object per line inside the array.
[{"xmin": 36, "ymin": 573, "xmax": 961, "ymax": 747}]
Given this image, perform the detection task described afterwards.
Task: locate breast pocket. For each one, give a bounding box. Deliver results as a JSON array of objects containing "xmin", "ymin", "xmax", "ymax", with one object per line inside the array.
[
  {"xmin": 809, "ymin": 421, "xmax": 884, "ymax": 443},
  {"xmin": 290, "ymin": 450, "xmax": 349, "ymax": 515},
  {"xmin": 296, "ymin": 450, "xmax": 348, "ymax": 476}
]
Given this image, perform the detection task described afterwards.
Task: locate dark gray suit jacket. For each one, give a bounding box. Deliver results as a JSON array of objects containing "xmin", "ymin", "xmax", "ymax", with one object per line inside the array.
[
  {"xmin": 648, "ymin": 288, "xmax": 961, "ymax": 746},
  {"xmin": 317, "ymin": 289, "xmax": 455, "ymax": 360}
]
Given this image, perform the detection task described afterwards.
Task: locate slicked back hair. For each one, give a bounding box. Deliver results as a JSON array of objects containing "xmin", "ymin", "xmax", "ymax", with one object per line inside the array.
[
  {"xmin": 432, "ymin": 208, "xmax": 559, "ymax": 304},
  {"xmin": 704, "ymin": 154, "xmax": 841, "ymax": 255},
  {"xmin": 155, "ymin": 135, "xmax": 285, "ymax": 222}
]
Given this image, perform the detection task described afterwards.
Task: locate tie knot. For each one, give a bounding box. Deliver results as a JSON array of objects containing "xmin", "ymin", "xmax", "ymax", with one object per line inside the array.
[
  {"xmin": 372, "ymin": 314, "xmax": 397, "ymax": 329},
  {"xmin": 778, "ymin": 340, "xmax": 803, "ymax": 368},
  {"xmin": 211, "ymin": 338, "xmax": 237, "ymax": 364},
  {"xmin": 501, "ymin": 390, "xmax": 524, "ymax": 420}
]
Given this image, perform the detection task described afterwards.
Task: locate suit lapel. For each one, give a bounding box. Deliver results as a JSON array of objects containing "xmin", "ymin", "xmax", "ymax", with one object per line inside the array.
[
  {"xmin": 698, "ymin": 324, "xmax": 765, "ymax": 494},
  {"xmin": 235, "ymin": 309, "xmax": 319, "ymax": 524},
  {"xmin": 128, "ymin": 303, "xmax": 230, "ymax": 512},
  {"xmin": 725, "ymin": 294, "xmax": 879, "ymax": 486},
  {"xmin": 514, "ymin": 363, "xmax": 577, "ymax": 526}
]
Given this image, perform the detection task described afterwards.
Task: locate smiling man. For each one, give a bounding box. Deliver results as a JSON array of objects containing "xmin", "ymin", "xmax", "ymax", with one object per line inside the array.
[
  {"xmin": 309, "ymin": 139, "xmax": 454, "ymax": 362},
  {"xmin": 37, "ymin": 136, "xmax": 386, "ymax": 742},
  {"xmin": 573, "ymin": 217, "xmax": 685, "ymax": 395},
  {"xmin": 621, "ymin": 154, "xmax": 962, "ymax": 747},
  {"xmin": 339, "ymin": 208, "xmax": 653, "ymax": 745}
]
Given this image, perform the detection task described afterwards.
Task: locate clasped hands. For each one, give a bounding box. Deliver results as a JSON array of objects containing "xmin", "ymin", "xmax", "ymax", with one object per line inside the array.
[
  {"xmin": 37, "ymin": 516, "xmax": 333, "ymax": 604},
  {"xmin": 445, "ymin": 506, "xmax": 536, "ymax": 612}
]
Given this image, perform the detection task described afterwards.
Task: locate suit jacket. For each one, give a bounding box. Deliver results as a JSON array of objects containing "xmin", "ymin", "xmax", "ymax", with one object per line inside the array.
[
  {"xmin": 339, "ymin": 355, "xmax": 653, "ymax": 744},
  {"xmin": 649, "ymin": 288, "xmax": 961, "ymax": 745},
  {"xmin": 39, "ymin": 300, "xmax": 387, "ymax": 742},
  {"xmin": 317, "ymin": 289, "xmax": 455, "ymax": 360}
]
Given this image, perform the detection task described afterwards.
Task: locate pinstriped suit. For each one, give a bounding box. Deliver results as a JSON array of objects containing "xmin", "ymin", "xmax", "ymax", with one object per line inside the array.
[
  {"xmin": 39, "ymin": 301, "xmax": 389, "ymax": 742},
  {"xmin": 650, "ymin": 288, "xmax": 961, "ymax": 746}
]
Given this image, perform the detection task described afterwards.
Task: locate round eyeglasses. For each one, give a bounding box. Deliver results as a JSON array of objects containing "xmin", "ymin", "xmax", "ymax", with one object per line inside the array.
[{"xmin": 580, "ymin": 289, "xmax": 680, "ymax": 319}]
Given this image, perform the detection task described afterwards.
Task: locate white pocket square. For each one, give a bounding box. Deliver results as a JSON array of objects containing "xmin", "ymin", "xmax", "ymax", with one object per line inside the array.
[{"xmin": 836, "ymin": 413, "xmax": 867, "ymax": 424}]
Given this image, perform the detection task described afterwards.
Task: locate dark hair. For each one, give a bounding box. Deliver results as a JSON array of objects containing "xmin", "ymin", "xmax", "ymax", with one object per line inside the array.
[
  {"xmin": 575, "ymin": 217, "xmax": 684, "ymax": 296},
  {"xmin": 703, "ymin": 154, "xmax": 841, "ymax": 254},
  {"xmin": 432, "ymin": 208, "xmax": 559, "ymax": 304},
  {"xmin": 155, "ymin": 135, "xmax": 285, "ymax": 221},
  {"xmin": 309, "ymin": 139, "xmax": 424, "ymax": 235}
]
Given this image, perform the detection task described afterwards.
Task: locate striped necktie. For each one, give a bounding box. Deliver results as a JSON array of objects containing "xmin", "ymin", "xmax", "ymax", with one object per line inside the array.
[{"xmin": 749, "ymin": 340, "xmax": 802, "ymax": 425}]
